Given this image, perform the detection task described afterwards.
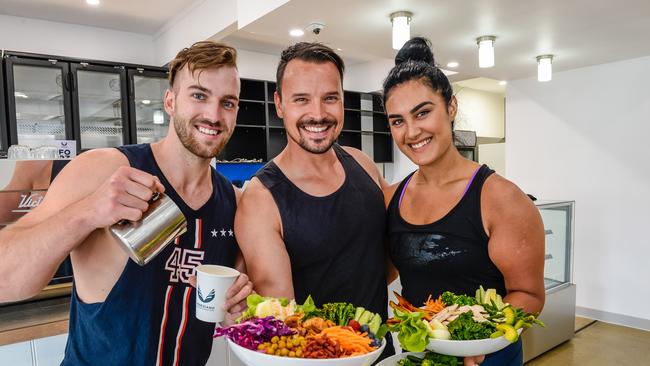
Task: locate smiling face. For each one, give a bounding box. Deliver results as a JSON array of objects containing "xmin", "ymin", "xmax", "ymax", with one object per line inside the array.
[
  {"xmin": 274, "ymin": 60, "xmax": 344, "ymax": 154},
  {"xmin": 385, "ymin": 79, "xmax": 457, "ymax": 166},
  {"xmin": 164, "ymin": 65, "xmax": 240, "ymax": 159}
]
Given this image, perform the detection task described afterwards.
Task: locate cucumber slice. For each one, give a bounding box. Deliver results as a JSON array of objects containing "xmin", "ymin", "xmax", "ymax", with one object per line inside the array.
[
  {"xmin": 368, "ymin": 313, "xmax": 382, "ymax": 334},
  {"xmin": 354, "ymin": 307, "xmax": 365, "ymax": 321},
  {"xmin": 359, "ymin": 310, "xmax": 373, "ymax": 325}
]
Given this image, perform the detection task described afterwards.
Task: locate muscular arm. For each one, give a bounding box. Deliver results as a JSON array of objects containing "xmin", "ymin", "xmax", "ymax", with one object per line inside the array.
[
  {"xmin": 483, "ymin": 175, "xmax": 546, "ymax": 314},
  {"xmin": 234, "ymin": 178, "xmax": 293, "ymax": 298},
  {"xmin": 0, "ymin": 149, "xmax": 162, "ymax": 302}
]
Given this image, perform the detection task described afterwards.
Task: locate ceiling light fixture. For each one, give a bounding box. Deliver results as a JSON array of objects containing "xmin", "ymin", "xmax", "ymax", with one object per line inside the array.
[
  {"xmin": 390, "ymin": 11, "xmax": 412, "ymax": 50},
  {"xmin": 14, "ymin": 92, "xmax": 28, "ymax": 99},
  {"xmin": 498, "ymin": 81, "xmax": 507, "ymax": 86},
  {"xmin": 447, "ymin": 61, "xmax": 459, "ymax": 68},
  {"xmin": 86, "ymin": 0, "xmax": 100, "ymax": 5},
  {"xmin": 536, "ymin": 54, "xmax": 553, "ymax": 82},
  {"xmin": 289, "ymin": 29, "xmax": 304, "ymax": 37},
  {"xmin": 476, "ymin": 35, "xmax": 496, "ymax": 68},
  {"xmin": 141, "ymin": 99, "xmax": 151, "ymax": 105}
]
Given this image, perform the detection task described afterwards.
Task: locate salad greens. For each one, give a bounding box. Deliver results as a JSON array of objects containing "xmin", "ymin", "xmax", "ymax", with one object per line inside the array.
[
  {"xmin": 239, "ymin": 294, "xmax": 289, "ymax": 320},
  {"xmin": 441, "ymin": 291, "xmax": 477, "ymax": 307},
  {"xmin": 317, "ymin": 302, "xmax": 356, "ymax": 326},
  {"xmin": 389, "ymin": 310, "xmax": 431, "ymax": 352},
  {"xmin": 446, "ymin": 312, "xmax": 496, "ymax": 340},
  {"xmin": 398, "ymin": 352, "xmax": 462, "ymax": 366}
]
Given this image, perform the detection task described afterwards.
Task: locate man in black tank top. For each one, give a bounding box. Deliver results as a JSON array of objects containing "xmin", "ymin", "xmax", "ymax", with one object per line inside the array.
[
  {"xmin": 235, "ymin": 42, "xmax": 395, "ymax": 361},
  {"xmin": 0, "ymin": 42, "xmax": 253, "ymax": 366}
]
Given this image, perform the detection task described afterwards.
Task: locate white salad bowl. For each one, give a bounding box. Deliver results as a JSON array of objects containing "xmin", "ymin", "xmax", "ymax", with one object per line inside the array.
[
  {"xmin": 227, "ymin": 337, "xmax": 386, "ymax": 366},
  {"xmin": 425, "ymin": 329, "xmax": 523, "ymax": 357}
]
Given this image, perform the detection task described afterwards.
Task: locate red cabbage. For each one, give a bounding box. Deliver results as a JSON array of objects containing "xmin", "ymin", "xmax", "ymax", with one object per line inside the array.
[{"xmin": 214, "ymin": 317, "xmax": 295, "ymax": 350}]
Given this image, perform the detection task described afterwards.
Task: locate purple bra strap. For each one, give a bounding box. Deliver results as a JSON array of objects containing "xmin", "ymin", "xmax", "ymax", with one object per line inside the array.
[
  {"xmin": 398, "ymin": 173, "xmax": 415, "ymax": 209},
  {"xmin": 462, "ymin": 166, "xmax": 482, "ymax": 196}
]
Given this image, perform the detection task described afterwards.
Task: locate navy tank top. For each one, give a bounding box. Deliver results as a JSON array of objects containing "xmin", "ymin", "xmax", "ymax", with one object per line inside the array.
[
  {"xmin": 61, "ymin": 144, "xmax": 239, "ymax": 366},
  {"xmin": 255, "ymin": 144, "xmax": 394, "ymax": 358},
  {"xmin": 387, "ymin": 164, "xmax": 505, "ymax": 305}
]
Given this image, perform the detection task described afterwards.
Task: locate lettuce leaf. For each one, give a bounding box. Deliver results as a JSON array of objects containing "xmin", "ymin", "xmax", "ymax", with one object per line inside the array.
[
  {"xmin": 296, "ymin": 295, "xmax": 316, "ymax": 315},
  {"xmin": 391, "ymin": 309, "xmax": 431, "ymax": 352},
  {"xmin": 238, "ymin": 294, "xmax": 289, "ymax": 322}
]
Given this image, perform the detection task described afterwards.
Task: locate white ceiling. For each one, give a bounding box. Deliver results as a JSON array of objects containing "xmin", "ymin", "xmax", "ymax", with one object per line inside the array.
[
  {"xmin": 0, "ymin": 0, "xmax": 199, "ymax": 34},
  {"xmin": 224, "ymin": 0, "xmax": 650, "ymax": 82},
  {"xmin": 2, "ymin": 0, "xmax": 650, "ymax": 84}
]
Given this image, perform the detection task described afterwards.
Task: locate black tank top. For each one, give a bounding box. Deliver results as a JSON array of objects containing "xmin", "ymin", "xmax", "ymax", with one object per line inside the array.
[
  {"xmin": 255, "ymin": 144, "xmax": 388, "ymax": 316},
  {"xmin": 387, "ymin": 164, "xmax": 506, "ymax": 306}
]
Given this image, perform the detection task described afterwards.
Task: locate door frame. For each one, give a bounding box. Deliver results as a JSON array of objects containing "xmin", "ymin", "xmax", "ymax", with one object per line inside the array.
[
  {"xmin": 126, "ymin": 68, "xmax": 168, "ymax": 144},
  {"xmin": 4, "ymin": 57, "xmax": 74, "ymax": 145},
  {"xmin": 70, "ymin": 63, "xmax": 129, "ymax": 151},
  {"xmin": 0, "ymin": 57, "xmax": 8, "ymax": 153}
]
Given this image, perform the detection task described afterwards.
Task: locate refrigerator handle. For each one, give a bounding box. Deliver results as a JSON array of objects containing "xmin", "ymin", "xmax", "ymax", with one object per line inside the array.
[
  {"xmin": 67, "ymin": 72, "xmax": 76, "ymax": 92},
  {"xmin": 63, "ymin": 72, "xmax": 70, "ymax": 91}
]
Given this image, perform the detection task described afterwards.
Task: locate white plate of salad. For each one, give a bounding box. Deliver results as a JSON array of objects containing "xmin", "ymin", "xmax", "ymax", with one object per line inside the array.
[
  {"xmin": 216, "ymin": 294, "xmax": 389, "ymax": 366},
  {"xmin": 387, "ymin": 287, "xmax": 543, "ymax": 357}
]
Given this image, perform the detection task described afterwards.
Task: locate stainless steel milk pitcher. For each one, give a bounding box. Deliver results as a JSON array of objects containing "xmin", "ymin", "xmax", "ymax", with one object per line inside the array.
[{"xmin": 109, "ymin": 192, "xmax": 187, "ymax": 266}]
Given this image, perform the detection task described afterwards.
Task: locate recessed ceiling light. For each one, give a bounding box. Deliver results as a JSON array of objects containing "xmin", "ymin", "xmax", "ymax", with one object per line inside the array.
[
  {"xmin": 336, "ymin": 48, "xmax": 342, "ymax": 51},
  {"xmin": 289, "ymin": 29, "xmax": 304, "ymax": 37},
  {"xmin": 447, "ymin": 61, "xmax": 459, "ymax": 68},
  {"xmin": 142, "ymin": 99, "xmax": 151, "ymax": 105},
  {"xmin": 498, "ymin": 81, "xmax": 507, "ymax": 86},
  {"xmin": 86, "ymin": 0, "xmax": 100, "ymax": 5}
]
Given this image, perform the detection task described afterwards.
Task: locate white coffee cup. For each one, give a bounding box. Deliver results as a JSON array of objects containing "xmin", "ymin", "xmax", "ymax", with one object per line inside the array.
[{"xmin": 195, "ymin": 264, "xmax": 240, "ymax": 323}]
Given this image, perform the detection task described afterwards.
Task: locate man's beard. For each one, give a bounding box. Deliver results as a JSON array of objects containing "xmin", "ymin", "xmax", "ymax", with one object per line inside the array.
[
  {"xmin": 289, "ymin": 116, "xmax": 339, "ymax": 154},
  {"xmin": 173, "ymin": 115, "xmax": 232, "ymax": 159}
]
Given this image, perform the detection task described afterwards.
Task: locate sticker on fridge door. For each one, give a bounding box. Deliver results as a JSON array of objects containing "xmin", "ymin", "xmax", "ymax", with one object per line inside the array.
[{"xmin": 56, "ymin": 140, "xmax": 77, "ymax": 159}]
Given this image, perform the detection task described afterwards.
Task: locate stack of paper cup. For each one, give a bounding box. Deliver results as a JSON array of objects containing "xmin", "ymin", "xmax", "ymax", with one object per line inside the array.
[{"xmin": 195, "ymin": 264, "xmax": 240, "ymax": 323}]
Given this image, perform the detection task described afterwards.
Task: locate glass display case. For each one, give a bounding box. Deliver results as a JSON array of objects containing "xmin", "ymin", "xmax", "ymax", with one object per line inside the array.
[
  {"xmin": 523, "ymin": 200, "xmax": 576, "ymax": 362},
  {"xmin": 539, "ymin": 201, "xmax": 574, "ymax": 289}
]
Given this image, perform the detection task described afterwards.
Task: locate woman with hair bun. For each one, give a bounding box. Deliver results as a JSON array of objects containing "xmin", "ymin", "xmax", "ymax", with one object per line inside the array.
[{"xmin": 383, "ymin": 37, "xmax": 545, "ymax": 366}]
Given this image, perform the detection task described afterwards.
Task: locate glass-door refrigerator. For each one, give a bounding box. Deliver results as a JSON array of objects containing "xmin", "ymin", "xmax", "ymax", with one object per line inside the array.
[
  {"xmin": 127, "ymin": 68, "xmax": 169, "ymax": 144},
  {"xmin": 4, "ymin": 57, "xmax": 74, "ymax": 147},
  {"xmin": 71, "ymin": 63, "xmax": 129, "ymax": 150}
]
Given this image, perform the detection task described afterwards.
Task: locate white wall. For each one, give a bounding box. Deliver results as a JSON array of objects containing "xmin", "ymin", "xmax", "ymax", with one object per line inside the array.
[
  {"xmin": 506, "ymin": 55, "xmax": 650, "ymax": 324},
  {"xmin": 236, "ymin": 49, "xmax": 280, "ymax": 81},
  {"xmin": 454, "ymin": 87, "xmax": 505, "ymax": 138},
  {"xmin": 0, "ymin": 14, "xmax": 155, "ymax": 65},
  {"xmin": 479, "ymin": 142, "xmax": 505, "ymax": 176},
  {"xmin": 344, "ymin": 58, "xmax": 393, "ymax": 93},
  {"xmin": 153, "ymin": 0, "xmax": 238, "ymax": 65}
]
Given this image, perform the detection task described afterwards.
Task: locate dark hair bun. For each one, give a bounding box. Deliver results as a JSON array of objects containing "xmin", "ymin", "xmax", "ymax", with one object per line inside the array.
[{"xmin": 394, "ymin": 37, "xmax": 435, "ymax": 66}]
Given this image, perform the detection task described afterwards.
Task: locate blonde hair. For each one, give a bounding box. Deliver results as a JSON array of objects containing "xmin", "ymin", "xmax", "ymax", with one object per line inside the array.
[{"xmin": 168, "ymin": 41, "xmax": 237, "ymax": 88}]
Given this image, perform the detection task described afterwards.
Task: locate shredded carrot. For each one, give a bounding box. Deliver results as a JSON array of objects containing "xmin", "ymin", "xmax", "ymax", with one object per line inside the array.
[
  {"xmin": 320, "ymin": 326, "xmax": 376, "ymax": 356},
  {"xmin": 423, "ymin": 295, "xmax": 445, "ymax": 314}
]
